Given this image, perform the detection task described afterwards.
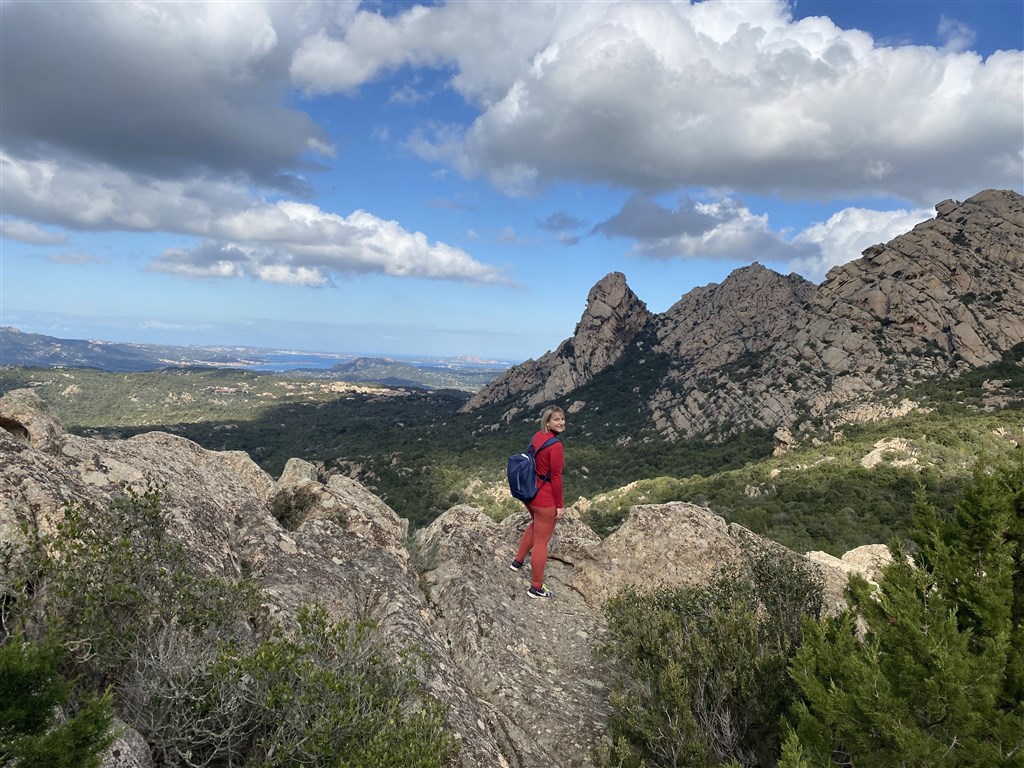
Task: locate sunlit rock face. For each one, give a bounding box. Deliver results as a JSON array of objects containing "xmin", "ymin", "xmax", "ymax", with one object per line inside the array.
[{"xmin": 465, "ymin": 190, "xmax": 1024, "ymax": 440}]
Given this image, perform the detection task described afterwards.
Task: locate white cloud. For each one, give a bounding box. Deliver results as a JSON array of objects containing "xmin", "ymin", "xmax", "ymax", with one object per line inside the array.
[
  {"xmin": 0, "ymin": 218, "xmax": 68, "ymax": 245},
  {"xmin": 390, "ymin": 83, "xmax": 428, "ymax": 105},
  {"xmin": 290, "ymin": 2, "xmax": 566, "ymax": 102},
  {"xmin": 789, "ymin": 205, "xmax": 933, "ymax": 282},
  {"xmin": 595, "ymin": 192, "xmax": 935, "ymax": 282},
  {"xmin": 1, "ymin": 152, "xmax": 509, "ymax": 286},
  {"xmin": 938, "ymin": 15, "xmax": 977, "ymax": 53},
  {"xmin": 2, "ymin": 1, "xmax": 333, "ymax": 192},
  {"xmin": 597, "ymin": 195, "xmax": 819, "ymax": 262},
  {"xmin": 43, "ymin": 252, "xmax": 107, "ymax": 266},
  {"xmin": 307, "ymin": 0, "xmax": 1022, "ymax": 201}
]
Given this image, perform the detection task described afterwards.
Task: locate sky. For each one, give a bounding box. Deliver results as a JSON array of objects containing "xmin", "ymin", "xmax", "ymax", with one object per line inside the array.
[{"xmin": 1, "ymin": 0, "xmax": 1022, "ymax": 363}]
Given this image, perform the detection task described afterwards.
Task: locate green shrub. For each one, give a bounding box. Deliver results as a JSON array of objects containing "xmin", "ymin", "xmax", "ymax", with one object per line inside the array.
[
  {"xmin": 598, "ymin": 549, "xmax": 823, "ymax": 767},
  {"xmin": 37, "ymin": 485, "xmax": 258, "ymax": 693},
  {"xmin": 232, "ymin": 605, "xmax": 456, "ymax": 768},
  {"xmin": 5, "ymin": 486, "xmax": 459, "ymax": 767},
  {"xmin": 781, "ymin": 454, "xmax": 1024, "ymax": 766},
  {"xmin": 0, "ymin": 637, "xmax": 114, "ymax": 768}
]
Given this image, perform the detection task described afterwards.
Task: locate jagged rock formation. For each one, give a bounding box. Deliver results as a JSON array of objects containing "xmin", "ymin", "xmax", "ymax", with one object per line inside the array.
[
  {"xmin": 0, "ymin": 390, "xmax": 901, "ymax": 768},
  {"xmin": 461, "ymin": 272, "xmax": 653, "ymax": 419},
  {"xmin": 466, "ymin": 189, "xmax": 1024, "ymax": 439}
]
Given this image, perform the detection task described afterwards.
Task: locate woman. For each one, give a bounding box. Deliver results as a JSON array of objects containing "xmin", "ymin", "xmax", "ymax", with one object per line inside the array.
[{"xmin": 510, "ymin": 405, "xmax": 566, "ymax": 599}]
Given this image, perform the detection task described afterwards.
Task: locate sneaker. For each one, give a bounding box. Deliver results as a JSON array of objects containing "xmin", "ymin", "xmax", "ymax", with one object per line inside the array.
[
  {"xmin": 509, "ymin": 559, "xmax": 525, "ymax": 571},
  {"xmin": 527, "ymin": 585, "xmax": 554, "ymax": 599}
]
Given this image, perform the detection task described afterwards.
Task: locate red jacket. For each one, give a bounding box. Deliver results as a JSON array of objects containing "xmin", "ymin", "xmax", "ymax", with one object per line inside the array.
[{"xmin": 529, "ymin": 430, "xmax": 564, "ymax": 509}]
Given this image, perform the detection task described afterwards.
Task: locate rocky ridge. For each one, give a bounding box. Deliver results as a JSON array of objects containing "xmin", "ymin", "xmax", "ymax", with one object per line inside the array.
[
  {"xmin": 461, "ymin": 272, "xmax": 653, "ymax": 421},
  {"xmin": 0, "ymin": 390, "xmax": 887, "ymax": 768},
  {"xmin": 465, "ymin": 189, "xmax": 1024, "ymax": 440}
]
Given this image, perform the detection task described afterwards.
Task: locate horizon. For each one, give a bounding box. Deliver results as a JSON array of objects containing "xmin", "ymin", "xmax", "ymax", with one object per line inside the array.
[
  {"xmin": 0, "ymin": 323, "xmax": 518, "ymax": 368},
  {"xmin": 2, "ymin": 0, "xmax": 1022, "ymax": 360}
]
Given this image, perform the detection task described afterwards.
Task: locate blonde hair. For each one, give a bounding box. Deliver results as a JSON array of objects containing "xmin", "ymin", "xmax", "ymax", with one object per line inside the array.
[{"xmin": 539, "ymin": 405, "xmax": 564, "ymax": 432}]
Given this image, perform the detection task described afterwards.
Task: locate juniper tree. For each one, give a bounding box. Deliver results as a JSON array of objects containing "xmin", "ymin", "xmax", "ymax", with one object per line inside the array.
[
  {"xmin": 781, "ymin": 454, "xmax": 1024, "ymax": 767},
  {"xmin": 0, "ymin": 637, "xmax": 114, "ymax": 768}
]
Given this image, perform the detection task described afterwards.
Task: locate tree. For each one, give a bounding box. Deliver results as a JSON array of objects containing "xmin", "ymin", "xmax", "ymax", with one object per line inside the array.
[
  {"xmin": 0, "ymin": 637, "xmax": 114, "ymax": 768},
  {"xmin": 781, "ymin": 454, "xmax": 1024, "ymax": 767}
]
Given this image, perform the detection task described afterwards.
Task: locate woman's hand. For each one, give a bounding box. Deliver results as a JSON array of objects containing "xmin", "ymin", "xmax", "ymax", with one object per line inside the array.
[{"xmin": 556, "ymin": 507, "xmax": 565, "ymax": 519}]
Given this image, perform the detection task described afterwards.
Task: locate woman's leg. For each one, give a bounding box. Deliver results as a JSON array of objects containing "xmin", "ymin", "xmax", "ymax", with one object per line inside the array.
[
  {"xmin": 525, "ymin": 505, "xmax": 557, "ymax": 590},
  {"xmin": 514, "ymin": 509, "xmax": 535, "ymax": 564}
]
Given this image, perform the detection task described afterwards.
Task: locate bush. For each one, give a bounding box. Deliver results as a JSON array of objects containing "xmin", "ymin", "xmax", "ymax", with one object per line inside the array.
[
  {"xmin": 598, "ymin": 549, "xmax": 823, "ymax": 767},
  {"xmin": 0, "ymin": 637, "xmax": 114, "ymax": 768},
  {"xmin": 37, "ymin": 485, "xmax": 258, "ymax": 694},
  {"xmin": 4, "ymin": 485, "xmax": 459, "ymax": 767},
  {"xmin": 230, "ymin": 605, "xmax": 456, "ymax": 768},
  {"xmin": 781, "ymin": 454, "xmax": 1024, "ymax": 766}
]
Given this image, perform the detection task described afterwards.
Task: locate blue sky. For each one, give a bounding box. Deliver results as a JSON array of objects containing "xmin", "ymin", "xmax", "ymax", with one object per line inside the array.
[{"xmin": 1, "ymin": 0, "xmax": 1021, "ymax": 362}]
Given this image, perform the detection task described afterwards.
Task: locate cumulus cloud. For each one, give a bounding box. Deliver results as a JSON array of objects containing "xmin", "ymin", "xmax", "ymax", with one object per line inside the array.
[
  {"xmin": 789, "ymin": 205, "xmax": 933, "ymax": 281},
  {"xmin": 0, "ymin": 2, "xmax": 332, "ymax": 193},
  {"xmin": 594, "ymin": 193, "xmax": 932, "ymax": 281},
  {"xmin": 0, "ymin": 218, "xmax": 68, "ymax": 245},
  {"xmin": 309, "ymin": 0, "xmax": 1022, "ymax": 201},
  {"xmin": 595, "ymin": 194, "xmax": 818, "ymax": 262},
  {"xmin": 1, "ymin": 152, "xmax": 508, "ymax": 286},
  {"xmin": 938, "ymin": 15, "xmax": 977, "ymax": 53},
  {"xmin": 594, "ymin": 195, "xmax": 721, "ymax": 240}
]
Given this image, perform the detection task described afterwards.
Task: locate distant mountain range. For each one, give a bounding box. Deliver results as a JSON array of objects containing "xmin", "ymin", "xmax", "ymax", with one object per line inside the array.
[
  {"xmin": 0, "ymin": 328, "xmax": 507, "ymax": 392},
  {"xmin": 0, "ymin": 328, "xmax": 280, "ymax": 372},
  {"xmin": 465, "ymin": 189, "xmax": 1024, "ymax": 439},
  {"xmin": 289, "ymin": 356, "xmax": 507, "ymax": 391}
]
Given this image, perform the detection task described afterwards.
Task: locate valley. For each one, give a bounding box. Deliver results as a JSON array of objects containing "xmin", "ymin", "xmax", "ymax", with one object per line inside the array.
[{"xmin": 3, "ymin": 340, "xmax": 1021, "ymax": 555}]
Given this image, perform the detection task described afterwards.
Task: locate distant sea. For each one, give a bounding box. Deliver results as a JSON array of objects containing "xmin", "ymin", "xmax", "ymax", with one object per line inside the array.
[
  {"xmin": 237, "ymin": 351, "xmax": 511, "ymax": 373},
  {"xmin": 244, "ymin": 352, "xmax": 352, "ymax": 372}
]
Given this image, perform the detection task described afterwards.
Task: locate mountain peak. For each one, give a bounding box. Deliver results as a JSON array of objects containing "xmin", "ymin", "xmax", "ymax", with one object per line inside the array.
[
  {"xmin": 459, "ymin": 272, "xmax": 652, "ymax": 414},
  {"xmin": 464, "ymin": 189, "xmax": 1024, "ymax": 439}
]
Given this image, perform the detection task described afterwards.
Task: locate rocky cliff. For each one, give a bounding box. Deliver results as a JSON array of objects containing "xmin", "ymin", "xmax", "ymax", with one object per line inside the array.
[
  {"xmin": 460, "ymin": 272, "xmax": 654, "ymax": 420},
  {"xmin": 0, "ymin": 390, "xmax": 885, "ymax": 768},
  {"xmin": 466, "ymin": 189, "xmax": 1024, "ymax": 439}
]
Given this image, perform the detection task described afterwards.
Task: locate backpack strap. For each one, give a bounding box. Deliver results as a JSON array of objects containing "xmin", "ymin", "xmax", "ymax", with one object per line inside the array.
[{"xmin": 532, "ymin": 436, "xmax": 561, "ymax": 485}]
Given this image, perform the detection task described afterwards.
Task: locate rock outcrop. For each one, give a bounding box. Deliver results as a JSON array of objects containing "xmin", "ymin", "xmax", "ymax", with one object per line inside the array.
[
  {"xmin": 461, "ymin": 272, "xmax": 653, "ymax": 418},
  {"xmin": 465, "ymin": 190, "xmax": 1024, "ymax": 440},
  {"xmin": 0, "ymin": 391, "xmax": 906, "ymax": 768}
]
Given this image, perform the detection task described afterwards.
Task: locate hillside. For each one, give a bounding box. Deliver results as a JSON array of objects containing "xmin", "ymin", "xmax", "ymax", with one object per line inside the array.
[
  {"xmin": 0, "ymin": 328, "xmax": 505, "ymax": 392},
  {"xmin": 290, "ymin": 356, "xmax": 502, "ymax": 391},
  {"xmin": 465, "ymin": 189, "xmax": 1024, "ymax": 440},
  {"xmin": 0, "ymin": 388, "xmax": 918, "ymax": 768},
  {"xmin": 2, "ymin": 189, "xmax": 1020, "ymax": 549},
  {"xmin": 3, "ymin": 342, "xmax": 1021, "ymax": 553},
  {"xmin": 0, "ymin": 327, "xmax": 290, "ymax": 371}
]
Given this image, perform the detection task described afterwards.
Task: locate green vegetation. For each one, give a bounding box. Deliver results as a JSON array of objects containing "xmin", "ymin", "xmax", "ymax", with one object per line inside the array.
[
  {"xmin": 583, "ymin": 407, "xmax": 1023, "ymax": 554},
  {"xmin": 598, "ymin": 454, "xmax": 1024, "ymax": 767},
  {"xmin": 0, "ymin": 366, "xmax": 403, "ymax": 429},
  {"xmin": 2, "ymin": 341, "xmax": 1021, "ymax": 545},
  {"xmin": 0, "ymin": 638, "xmax": 114, "ymax": 768},
  {"xmin": 781, "ymin": 454, "xmax": 1024, "ymax": 766},
  {"xmin": 598, "ymin": 549, "xmax": 824, "ymax": 767},
  {"xmin": 1, "ymin": 486, "xmax": 459, "ymax": 767},
  {"xmin": 0, "ymin": 364, "xmax": 770, "ymax": 529}
]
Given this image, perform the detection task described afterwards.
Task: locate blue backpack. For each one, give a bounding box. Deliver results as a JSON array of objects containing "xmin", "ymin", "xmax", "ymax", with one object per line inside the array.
[{"xmin": 507, "ymin": 436, "xmax": 560, "ymax": 502}]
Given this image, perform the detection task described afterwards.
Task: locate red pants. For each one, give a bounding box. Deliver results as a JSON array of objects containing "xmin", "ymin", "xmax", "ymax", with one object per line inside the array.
[{"xmin": 515, "ymin": 503, "xmax": 557, "ymax": 590}]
